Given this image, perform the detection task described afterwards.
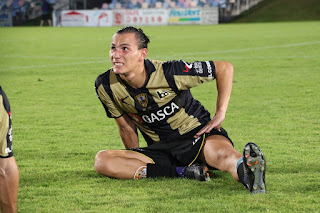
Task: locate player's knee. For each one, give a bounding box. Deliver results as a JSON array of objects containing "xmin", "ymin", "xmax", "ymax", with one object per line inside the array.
[
  {"xmin": 204, "ymin": 145, "xmax": 238, "ymax": 172},
  {"xmin": 94, "ymin": 150, "xmax": 115, "ymax": 175},
  {"xmin": 207, "ymin": 147, "xmax": 230, "ymax": 164}
]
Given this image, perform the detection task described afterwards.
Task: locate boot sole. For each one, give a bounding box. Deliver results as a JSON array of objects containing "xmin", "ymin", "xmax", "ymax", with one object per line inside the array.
[{"xmin": 244, "ymin": 143, "xmax": 266, "ymax": 194}]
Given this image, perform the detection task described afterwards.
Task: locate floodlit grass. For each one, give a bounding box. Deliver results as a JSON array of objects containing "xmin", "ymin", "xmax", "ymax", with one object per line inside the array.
[
  {"xmin": 233, "ymin": 0, "xmax": 320, "ymax": 23},
  {"xmin": 1, "ymin": 22, "xmax": 320, "ymax": 212}
]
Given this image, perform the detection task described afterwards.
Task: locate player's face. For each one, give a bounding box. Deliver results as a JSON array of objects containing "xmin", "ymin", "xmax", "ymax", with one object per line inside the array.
[{"xmin": 109, "ymin": 33, "xmax": 146, "ymax": 75}]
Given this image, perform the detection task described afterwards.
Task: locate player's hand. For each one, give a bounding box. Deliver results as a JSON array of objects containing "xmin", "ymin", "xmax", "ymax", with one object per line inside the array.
[{"xmin": 194, "ymin": 112, "xmax": 225, "ymax": 138}]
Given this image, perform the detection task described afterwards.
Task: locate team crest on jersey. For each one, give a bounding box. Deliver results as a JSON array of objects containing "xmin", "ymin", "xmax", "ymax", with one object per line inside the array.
[{"xmin": 135, "ymin": 94, "xmax": 148, "ymax": 107}]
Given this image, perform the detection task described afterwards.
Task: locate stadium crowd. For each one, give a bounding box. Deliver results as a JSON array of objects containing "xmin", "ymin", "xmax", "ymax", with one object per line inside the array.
[
  {"xmin": 0, "ymin": 0, "xmax": 55, "ymax": 25},
  {"xmin": 0, "ymin": 0, "xmax": 228, "ymax": 25},
  {"xmin": 101, "ymin": 0, "xmax": 225, "ymax": 9},
  {"xmin": 0, "ymin": 0, "xmax": 225, "ymax": 15},
  {"xmin": 0, "ymin": 0, "xmax": 56, "ymax": 14},
  {"xmin": 0, "ymin": 0, "xmax": 225, "ymax": 12},
  {"xmin": 0, "ymin": 0, "xmax": 30, "ymax": 16}
]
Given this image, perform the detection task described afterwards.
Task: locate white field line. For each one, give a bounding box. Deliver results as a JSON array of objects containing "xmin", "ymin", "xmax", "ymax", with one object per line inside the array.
[
  {"xmin": 1, "ymin": 41, "xmax": 319, "ymax": 71},
  {"xmin": 2, "ymin": 55, "xmax": 105, "ymax": 60},
  {"xmin": 0, "ymin": 60, "xmax": 107, "ymax": 71},
  {"xmin": 174, "ymin": 41, "xmax": 320, "ymax": 57},
  {"xmin": 154, "ymin": 55, "xmax": 320, "ymax": 61}
]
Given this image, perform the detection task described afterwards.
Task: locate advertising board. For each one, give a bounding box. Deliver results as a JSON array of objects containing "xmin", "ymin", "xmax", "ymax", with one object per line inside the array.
[
  {"xmin": 53, "ymin": 10, "xmax": 112, "ymax": 27},
  {"xmin": 113, "ymin": 9, "xmax": 168, "ymax": 26}
]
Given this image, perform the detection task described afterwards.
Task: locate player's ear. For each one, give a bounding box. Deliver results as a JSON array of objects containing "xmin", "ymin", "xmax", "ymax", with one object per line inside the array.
[{"xmin": 139, "ymin": 48, "xmax": 148, "ymax": 61}]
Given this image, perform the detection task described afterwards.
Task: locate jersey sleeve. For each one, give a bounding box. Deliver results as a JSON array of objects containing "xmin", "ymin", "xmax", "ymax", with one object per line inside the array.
[
  {"xmin": 0, "ymin": 87, "xmax": 13, "ymax": 158},
  {"xmin": 95, "ymin": 72, "xmax": 123, "ymax": 118},
  {"xmin": 162, "ymin": 60, "xmax": 216, "ymax": 91}
]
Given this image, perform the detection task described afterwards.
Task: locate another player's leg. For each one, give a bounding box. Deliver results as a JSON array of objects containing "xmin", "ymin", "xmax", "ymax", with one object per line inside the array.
[
  {"xmin": 0, "ymin": 157, "xmax": 19, "ymax": 213},
  {"xmin": 0, "ymin": 87, "xmax": 19, "ymax": 213}
]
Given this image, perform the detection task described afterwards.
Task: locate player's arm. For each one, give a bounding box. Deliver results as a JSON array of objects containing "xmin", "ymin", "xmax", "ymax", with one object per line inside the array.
[
  {"xmin": 115, "ymin": 114, "xmax": 139, "ymax": 149},
  {"xmin": 195, "ymin": 61, "xmax": 234, "ymax": 138}
]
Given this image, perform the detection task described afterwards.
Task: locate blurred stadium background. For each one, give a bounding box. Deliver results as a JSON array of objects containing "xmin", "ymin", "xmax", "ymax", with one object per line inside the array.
[{"xmin": 1, "ymin": 0, "xmax": 319, "ymax": 26}]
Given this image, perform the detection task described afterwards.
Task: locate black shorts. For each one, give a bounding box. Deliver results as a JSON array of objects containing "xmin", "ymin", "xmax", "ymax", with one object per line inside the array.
[
  {"xmin": 0, "ymin": 86, "xmax": 13, "ymax": 158},
  {"xmin": 130, "ymin": 127, "xmax": 233, "ymax": 167}
]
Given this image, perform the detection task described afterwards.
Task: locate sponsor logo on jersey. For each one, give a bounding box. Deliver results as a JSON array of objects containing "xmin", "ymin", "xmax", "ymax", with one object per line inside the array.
[
  {"xmin": 5, "ymin": 147, "xmax": 12, "ymax": 154},
  {"xmin": 118, "ymin": 96, "xmax": 129, "ymax": 105},
  {"xmin": 8, "ymin": 125, "xmax": 12, "ymax": 143},
  {"xmin": 128, "ymin": 101, "xmax": 180, "ymax": 124},
  {"xmin": 156, "ymin": 90, "xmax": 170, "ymax": 100},
  {"xmin": 193, "ymin": 136, "xmax": 201, "ymax": 145},
  {"xmin": 182, "ymin": 60, "xmax": 193, "ymax": 72},
  {"xmin": 182, "ymin": 60, "xmax": 193, "ymax": 69},
  {"xmin": 205, "ymin": 61, "xmax": 213, "ymax": 79},
  {"xmin": 128, "ymin": 113, "xmax": 143, "ymax": 123},
  {"xmin": 194, "ymin": 62, "xmax": 203, "ymax": 74},
  {"xmin": 142, "ymin": 102, "xmax": 179, "ymax": 124},
  {"xmin": 135, "ymin": 94, "xmax": 148, "ymax": 107}
]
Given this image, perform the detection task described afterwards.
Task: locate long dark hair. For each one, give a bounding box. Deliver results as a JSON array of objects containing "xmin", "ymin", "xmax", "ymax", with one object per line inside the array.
[{"xmin": 116, "ymin": 26, "xmax": 150, "ymax": 49}]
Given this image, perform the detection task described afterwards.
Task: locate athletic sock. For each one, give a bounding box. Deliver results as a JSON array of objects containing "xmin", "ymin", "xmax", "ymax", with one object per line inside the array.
[
  {"xmin": 146, "ymin": 163, "xmax": 179, "ymax": 178},
  {"xmin": 133, "ymin": 166, "xmax": 147, "ymax": 180},
  {"xmin": 176, "ymin": 166, "xmax": 186, "ymax": 177},
  {"xmin": 236, "ymin": 157, "xmax": 246, "ymax": 187}
]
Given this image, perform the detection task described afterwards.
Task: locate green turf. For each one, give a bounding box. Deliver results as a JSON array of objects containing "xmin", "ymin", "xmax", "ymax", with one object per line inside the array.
[
  {"xmin": 233, "ymin": 0, "xmax": 320, "ymax": 23},
  {"xmin": 1, "ymin": 22, "xmax": 320, "ymax": 212}
]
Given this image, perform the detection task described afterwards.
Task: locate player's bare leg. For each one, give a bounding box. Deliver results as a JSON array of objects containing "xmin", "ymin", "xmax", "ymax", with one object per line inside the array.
[
  {"xmin": 200, "ymin": 136, "xmax": 266, "ymax": 194},
  {"xmin": 94, "ymin": 150, "xmax": 153, "ymax": 179},
  {"xmin": 199, "ymin": 135, "xmax": 242, "ymax": 181},
  {"xmin": 0, "ymin": 157, "xmax": 19, "ymax": 213},
  {"xmin": 95, "ymin": 150, "xmax": 210, "ymax": 181}
]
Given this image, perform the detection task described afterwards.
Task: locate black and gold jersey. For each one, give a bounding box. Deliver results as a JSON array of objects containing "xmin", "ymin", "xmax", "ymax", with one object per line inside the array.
[
  {"xmin": 0, "ymin": 86, "xmax": 13, "ymax": 158},
  {"xmin": 95, "ymin": 59, "xmax": 216, "ymax": 145}
]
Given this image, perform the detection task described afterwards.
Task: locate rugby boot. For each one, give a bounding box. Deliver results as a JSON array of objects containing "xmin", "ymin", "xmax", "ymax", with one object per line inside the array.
[
  {"xmin": 243, "ymin": 143, "xmax": 266, "ymax": 194},
  {"xmin": 183, "ymin": 164, "xmax": 210, "ymax": 181}
]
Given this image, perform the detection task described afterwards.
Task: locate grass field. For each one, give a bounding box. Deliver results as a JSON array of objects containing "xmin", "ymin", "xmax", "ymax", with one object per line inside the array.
[
  {"xmin": 1, "ymin": 21, "xmax": 320, "ymax": 212},
  {"xmin": 233, "ymin": 0, "xmax": 320, "ymax": 23}
]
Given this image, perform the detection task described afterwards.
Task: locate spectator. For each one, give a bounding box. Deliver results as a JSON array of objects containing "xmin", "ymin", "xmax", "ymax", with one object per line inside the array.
[
  {"xmin": 149, "ymin": 0, "xmax": 157, "ymax": 8},
  {"xmin": 129, "ymin": 0, "xmax": 141, "ymax": 9},
  {"xmin": 155, "ymin": 1, "xmax": 162, "ymax": 8},
  {"xmin": 169, "ymin": 0, "xmax": 177, "ymax": 8},
  {"xmin": 101, "ymin": 3, "xmax": 109, "ymax": 9},
  {"xmin": 40, "ymin": 0, "xmax": 51, "ymax": 26},
  {"xmin": 115, "ymin": 2, "xmax": 122, "ymax": 9},
  {"xmin": 119, "ymin": 0, "xmax": 129, "ymax": 9},
  {"xmin": 176, "ymin": 0, "xmax": 184, "ymax": 8},
  {"xmin": 162, "ymin": 0, "xmax": 171, "ymax": 8},
  {"xmin": 141, "ymin": 2, "xmax": 148, "ymax": 8},
  {"xmin": 109, "ymin": 0, "xmax": 117, "ymax": 9},
  {"xmin": 198, "ymin": 0, "xmax": 207, "ymax": 7},
  {"xmin": 190, "ymin": 0, "xmax": 198, "ymax": 8}
]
